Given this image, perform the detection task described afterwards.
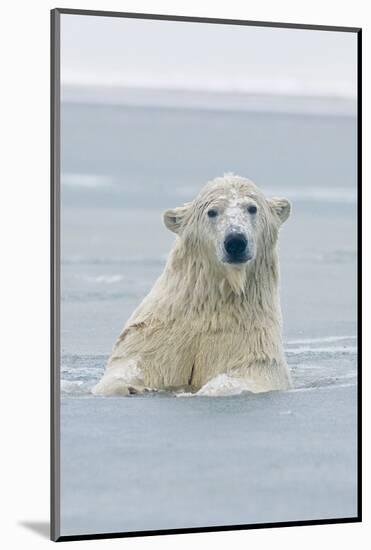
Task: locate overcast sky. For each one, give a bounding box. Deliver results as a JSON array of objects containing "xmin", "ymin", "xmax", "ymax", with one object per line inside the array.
[{"xmin": 61, "ymin": 14, "xmax": 357, "ymax": 98}]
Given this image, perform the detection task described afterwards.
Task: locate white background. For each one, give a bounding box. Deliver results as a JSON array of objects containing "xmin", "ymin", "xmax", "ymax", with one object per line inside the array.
[
  {"xmin": 60, "ymin": 12, "xmax": 357, "ymax": 96},
  {"xmin": 0, "ymin": 0, "xmax": 368, "ymax": 548}
]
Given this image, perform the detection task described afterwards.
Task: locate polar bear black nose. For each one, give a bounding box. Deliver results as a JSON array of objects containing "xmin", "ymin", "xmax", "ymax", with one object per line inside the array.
[{"xmin": 224, "ymin": 233, "xmax": 247, "ymax": 257}]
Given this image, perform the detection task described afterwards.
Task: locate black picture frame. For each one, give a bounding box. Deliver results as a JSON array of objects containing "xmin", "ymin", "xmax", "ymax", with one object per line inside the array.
[{"xmin": 51, "ymin": 8, "xmax": 362, "ymax": 542}]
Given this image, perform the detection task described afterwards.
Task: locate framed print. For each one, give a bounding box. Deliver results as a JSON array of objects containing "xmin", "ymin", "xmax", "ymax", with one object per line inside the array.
[{"xmin": 51, "ymin": 8, "xmax": 361, "ymax": 542}]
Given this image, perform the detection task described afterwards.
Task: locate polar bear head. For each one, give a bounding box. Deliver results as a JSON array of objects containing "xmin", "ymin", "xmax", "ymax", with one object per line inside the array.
[{"xmin": 164, "ymin": 174, "xmax": 291, "ymax": 270}]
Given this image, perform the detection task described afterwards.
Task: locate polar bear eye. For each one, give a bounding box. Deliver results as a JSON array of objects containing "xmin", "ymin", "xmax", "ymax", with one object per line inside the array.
[
  {"xmin": 247, "ymin": 204, "xmax": 257, "ymax": 214},
  {"xmin": 207, "ymin": 209, "xmax": 218, "ymax": 218}
]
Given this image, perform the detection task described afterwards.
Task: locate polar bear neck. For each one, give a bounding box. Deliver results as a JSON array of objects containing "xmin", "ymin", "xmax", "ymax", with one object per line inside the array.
[{"xmin": 156, "ymin": 237, "xmax": 282, "ymax": 330}]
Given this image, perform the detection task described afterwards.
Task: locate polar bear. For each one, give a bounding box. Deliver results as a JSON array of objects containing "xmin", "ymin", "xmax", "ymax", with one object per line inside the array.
[{"xmin": 93, "ymin": 174, "xmax": 292, "ymax": 396}]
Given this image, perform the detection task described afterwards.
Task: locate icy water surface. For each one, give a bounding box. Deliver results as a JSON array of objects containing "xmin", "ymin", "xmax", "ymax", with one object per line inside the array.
[
  {"xmin": 59, "ymin": 103, "xmax": 357, "ymax": 536},
  {"xmin": 60, "ymin": 336, "xmax": 357, "ymax": 398}
]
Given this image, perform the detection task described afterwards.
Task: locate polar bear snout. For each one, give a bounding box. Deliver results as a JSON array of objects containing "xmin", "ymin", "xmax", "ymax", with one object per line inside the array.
[
  {"xmin": 223, "ymin": 232, "xmax": 251, "ymax": 264},
  {"xmin": 224, "ymin": 232, "xmax": 247, "ymax": 255}
]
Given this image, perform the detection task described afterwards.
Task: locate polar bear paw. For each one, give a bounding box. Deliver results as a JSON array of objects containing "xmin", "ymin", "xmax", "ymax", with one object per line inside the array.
[{"xmin": 196, "ymin": 374, "xmax": 255, "ymax": 397}]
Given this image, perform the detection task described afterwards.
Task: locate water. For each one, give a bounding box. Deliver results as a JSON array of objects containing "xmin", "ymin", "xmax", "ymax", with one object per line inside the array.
[{"xmin": 59, "ymin": 102, "xmax": 358, "ymax": 536}]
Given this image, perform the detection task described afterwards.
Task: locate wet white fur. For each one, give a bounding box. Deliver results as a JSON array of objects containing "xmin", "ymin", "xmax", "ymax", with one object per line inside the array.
[{"xmin": 93, "ymin": 174, "xmax": 292, "ymax": 396}]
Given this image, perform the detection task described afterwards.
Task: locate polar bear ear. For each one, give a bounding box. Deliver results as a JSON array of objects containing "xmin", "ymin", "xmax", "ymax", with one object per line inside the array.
[
  {"xmin": 163, "ymin": 203, "xmax": 191, "ymax": 234},
  {"xmin": 268, "ymin": 197, "xmax": 291, "ymax": 224}
]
